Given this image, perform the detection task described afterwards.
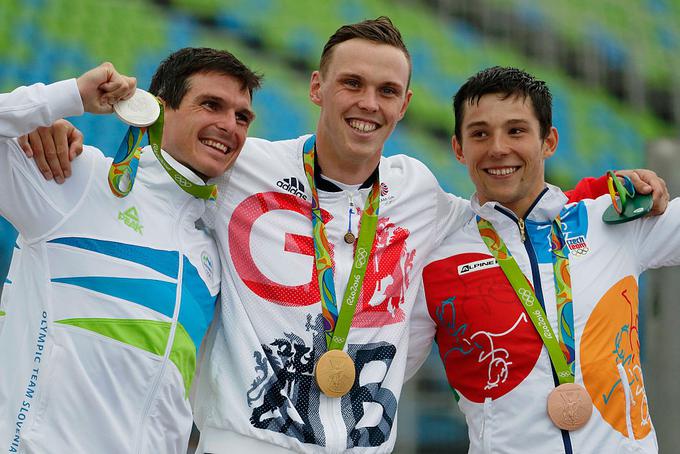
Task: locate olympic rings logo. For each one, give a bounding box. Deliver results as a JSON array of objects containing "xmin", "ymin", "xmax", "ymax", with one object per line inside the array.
[
  {"xmin": 569, "ymin": 247, "xmax": 589, "ymax": 256},
  {"xmin": 174, "ymin": 175, "xmax": 192, "ymax": 188},
  {"xmin": 518, "ymin": 288, "xmax": 535, "ymax": 306},
  {"xmin": 355, "ymin": 247, "xmax": 369, "ymax": 267}
]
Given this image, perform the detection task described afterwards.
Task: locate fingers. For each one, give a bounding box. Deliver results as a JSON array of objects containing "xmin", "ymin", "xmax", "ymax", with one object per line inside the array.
[
  {"xmin": 25, "ymin": 120, "xmax": 81, "ymax": 183},
  {"xmin": 100, "ymin": 76, "xmax": 137, "ymax": 104},
  {"xmin": 617, "ymin": 169, "xmax": 670, "ymax": 216},
  {"xmin": 77, "ymin": 62, "xmax": 137, "ymax": 114},
  {"xmin": 17, "ymin": 135, "xmax": 33, "ymax": 158},
  {"xmin": 37, "ymin": 126, "xmax": 64, "ymax": 184},
  {"xmin": 53, "ymin": 122, "xmax": 73, "ymax": 179},
  {"xmin": 68, "ymin": 127, "xmax": 84, "ymax": 160},
  {"xmin": 617, "ymin": 170, "xmax": 652, "ymax": 194},
  {"xmin": 28, "ymin": 129, "xmax": 53, "ymax": 182},
  {"xmin": 635, "ymin": 169, "xmax": 669, "ymax": 216}
]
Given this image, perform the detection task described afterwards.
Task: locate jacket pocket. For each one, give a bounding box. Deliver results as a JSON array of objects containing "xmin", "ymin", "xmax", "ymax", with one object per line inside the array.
[
  {"xmin": 21, "ymin": 325, "xmax": 163, "ymax": 454},
  {"xmin": 480, "ymin": 397, "xmax": 493, "ymax": 453}
]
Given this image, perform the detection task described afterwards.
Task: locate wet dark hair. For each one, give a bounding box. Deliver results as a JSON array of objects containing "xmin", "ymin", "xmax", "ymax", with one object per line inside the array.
[
  {"xmin": 453, "ymin": 66, "xmax": 552, "ymax": 141},
  {"xmin": 149, "ymin": 47, "xmax": 262, "ymax": 109}
]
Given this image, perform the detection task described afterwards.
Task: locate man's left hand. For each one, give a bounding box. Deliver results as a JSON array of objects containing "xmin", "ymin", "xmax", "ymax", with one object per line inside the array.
[{"xmin": 617, "ymin": 169, "xmax": 669, "ymax": 216}]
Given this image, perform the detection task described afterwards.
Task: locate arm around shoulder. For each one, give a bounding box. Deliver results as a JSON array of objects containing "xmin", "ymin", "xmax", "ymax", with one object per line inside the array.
[
  {"xmin": 0, "ymin": 139, "xmax": 98, "ymax": 240},
  {"xmin": 0, "ymin": 79, "xmax": 84, "ymax": 139}
]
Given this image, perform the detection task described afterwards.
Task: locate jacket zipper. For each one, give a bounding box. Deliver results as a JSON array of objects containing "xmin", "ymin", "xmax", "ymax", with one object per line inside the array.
[
  {"xmin": 495, "ymin": 199, "xmax": 574, "ymax": 454},
  {"xmin": 133, "ymin": 199, "xmax": 190, "ymax": 452}
]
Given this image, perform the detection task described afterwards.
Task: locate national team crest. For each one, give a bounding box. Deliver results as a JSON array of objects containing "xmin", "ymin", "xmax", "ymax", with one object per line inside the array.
[{"xmin": 566, "ymin": 235, "xmax": 589, "ymax": 256}]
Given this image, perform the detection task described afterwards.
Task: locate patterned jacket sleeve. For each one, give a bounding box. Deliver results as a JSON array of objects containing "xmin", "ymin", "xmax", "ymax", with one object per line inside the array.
[{"xmin": 564, "ymin": 175, "xmax": 609, "ymax": 202}]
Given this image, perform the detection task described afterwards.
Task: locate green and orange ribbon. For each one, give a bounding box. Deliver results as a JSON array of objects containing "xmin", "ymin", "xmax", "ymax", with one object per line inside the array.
[
  {"xmin": 477, "ymin": 217, "xmax": 575, "ymax": 383},
  {"xmin": 302, "ymin": 135, "xmax": 380, "ymax": 350}
]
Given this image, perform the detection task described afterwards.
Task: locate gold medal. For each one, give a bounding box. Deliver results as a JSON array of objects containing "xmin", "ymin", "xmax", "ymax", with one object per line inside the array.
[
  {"xmin": 344, "ymin": 232, "xmax": 356, "ymax": 244},
  {"xmin": 315, "ymin": 350, "xmax": 356, "ymax": 398},
  {"xmin": 547, "ymin": 383, "xmax": 593, "ymax": 430}
]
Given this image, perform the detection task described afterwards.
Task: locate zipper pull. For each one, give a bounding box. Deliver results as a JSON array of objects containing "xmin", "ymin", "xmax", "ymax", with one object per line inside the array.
[{"xmin": 518, "ymin": 218, "xmax": 526, "ymax": 242}]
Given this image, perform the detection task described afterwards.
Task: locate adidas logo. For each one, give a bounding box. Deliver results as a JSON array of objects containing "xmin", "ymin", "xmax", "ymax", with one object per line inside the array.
[
  {"xmin": 277, "ymin": 177, "xmax": 308, "ymax": 200},
  {"xmin": 118, "ymin": 206, "xmax": 143, "ymax": 235}
]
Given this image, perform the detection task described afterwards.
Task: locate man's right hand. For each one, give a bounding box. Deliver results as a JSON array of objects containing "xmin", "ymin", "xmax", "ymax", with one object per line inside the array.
[
  {"xmin": 76, "ymin": 62, "xmax": 136, "ymax": 114},
  {"xmin": 18, "ymin": 120, "xmax": 83, "ymax": 184}
]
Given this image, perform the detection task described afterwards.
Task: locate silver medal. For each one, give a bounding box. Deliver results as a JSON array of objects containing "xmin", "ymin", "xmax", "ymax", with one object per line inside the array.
[{"xmin": 114, "ymin": 89, "xmax": 160, "ymax": 127}]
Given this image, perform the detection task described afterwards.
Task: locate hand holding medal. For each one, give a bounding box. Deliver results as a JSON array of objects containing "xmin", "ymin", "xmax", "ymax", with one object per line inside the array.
[
  {"xmin": 76, "ymin": 62, "xmax": 137, "ymax": 115},
  {"xmin": 602, "ymin": 170, "xmax": 653, "ymax": 224}
]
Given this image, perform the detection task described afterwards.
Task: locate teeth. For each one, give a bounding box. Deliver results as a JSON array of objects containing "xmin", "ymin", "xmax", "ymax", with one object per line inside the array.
[
  {"xmin": 201, "ymin": 139, "xmax": 229, "ymax": 154},
  {"xmin": 348, "ymin": 119, "xmax": 377, "ymax": 133},
  {"xmin": 487, "ymin": 167, "xmax": 517, "ymax": 176}
]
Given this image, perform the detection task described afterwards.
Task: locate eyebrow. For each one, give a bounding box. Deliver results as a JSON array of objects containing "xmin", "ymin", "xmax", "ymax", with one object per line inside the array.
[
  {"xmin": 336, "ymin": 71, "xmax": 406, "ymax": 90},
  {"xmin": 464, "ymin": 118, "xmax": 531, "ymax": 129},
  {"xmin": 240, "ymin": 108, "xmax": 256, "ymax": 122},
  {"xmin": 464, "ymin": 120, "xmax": 489, "ymax": 130},
  {"xmin": 197, "ymin": 94, "xmax": 256, "ymax": 121}
]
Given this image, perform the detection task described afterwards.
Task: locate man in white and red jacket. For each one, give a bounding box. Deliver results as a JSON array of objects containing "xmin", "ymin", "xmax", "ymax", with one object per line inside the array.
[{"xmin": 410, "ymin": 66, "xmax": 670, "ymax": 453}]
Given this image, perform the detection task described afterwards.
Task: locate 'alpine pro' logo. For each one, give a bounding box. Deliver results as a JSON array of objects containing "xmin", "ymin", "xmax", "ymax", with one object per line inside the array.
[
  {"xmin": 457, "ymin": 257, "xmax": 498, "ymax": 275},
  {"xmin": 277, "ymin": 177, "xmax": 308, "ymax": 200}
]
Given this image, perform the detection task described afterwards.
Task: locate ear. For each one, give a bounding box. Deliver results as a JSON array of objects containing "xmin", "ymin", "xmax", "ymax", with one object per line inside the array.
[
  {"xmin": 309, "ymin": 71, "xmax": 323, "ymax": 107},
  {"xmin": 397, "ymin": 89, "xmax": 413, "ymax": 120},
  {"xmin": 452, "ymin": 136, "xmax": 465, "ymax": 164},
  {"xmin": 542, "ymin": 126, "xmax": 558, "ymax": 159}
]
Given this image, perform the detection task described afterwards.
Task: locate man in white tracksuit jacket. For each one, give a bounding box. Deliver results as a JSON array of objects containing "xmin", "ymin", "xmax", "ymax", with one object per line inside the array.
[
  {"xmin": 409, "ymin": 66, "xmax": 670, "ymax": 453},
  {"xmin": 0, "ymin": 48, "xmax": 261, "ymax": 453}
]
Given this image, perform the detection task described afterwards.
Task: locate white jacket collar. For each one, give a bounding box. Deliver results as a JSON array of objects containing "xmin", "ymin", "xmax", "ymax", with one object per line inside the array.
[
  {"xmin": 470, "ymin": 183, "xmax": 568, "ymax": 225},
  {"xmin": 137, "ymin": 145, "xmax": 207, "ymax": 214}
]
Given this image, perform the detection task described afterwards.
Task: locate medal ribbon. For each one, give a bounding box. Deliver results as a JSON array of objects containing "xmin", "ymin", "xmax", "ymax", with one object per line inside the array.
[
  {"xmin": 107, "ymin": 126, "xmax": 145, "ymax": 197},
  {"xmin": 477, "ymin": 217, "xmax": 575, "ymax": 384},
  {"xmin": 108, "ymin": 102, "xmax": 218, "ymax": 200},
  {"xmin": 302, "ymin": 136, "xmax": 380, "ymax": 350}
]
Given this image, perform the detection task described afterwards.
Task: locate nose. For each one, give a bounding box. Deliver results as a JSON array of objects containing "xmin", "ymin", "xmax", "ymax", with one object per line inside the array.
[
  {"xmin": 216, "ymin": 111, "xmax": 237, "ymax": 134},
  {"xmin": 357, "ymin": 90, "xmax": 379, "ymax": 112},
  {"xmin": 488, "ymin": 134, "xmax": 510, "ymax": 158}
]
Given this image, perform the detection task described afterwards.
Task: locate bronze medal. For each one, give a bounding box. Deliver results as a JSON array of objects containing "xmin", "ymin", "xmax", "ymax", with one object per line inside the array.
[
  {"xmin": 315, "ymin": 350, "xmax": 356, "ymax": 398},
  {"xmin": 344, "ymin": 232, "xmax": 356, "ymax": 244},
  {"xmin": 547, "ymin": 383, "xmax": 593, "ymax": 431}
]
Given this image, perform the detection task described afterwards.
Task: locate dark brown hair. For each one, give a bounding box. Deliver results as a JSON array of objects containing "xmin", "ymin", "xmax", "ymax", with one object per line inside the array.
[
  {"xmin": 320, "ymin": 16, "xmax": 411, "ymax": 86},
  {"xmin": 149, "ymin": 47, "xmax": 262, "ymax": 109},
  {"xmin": 454, "ymin": 66, "xmax": 553, "ymax": 141}
]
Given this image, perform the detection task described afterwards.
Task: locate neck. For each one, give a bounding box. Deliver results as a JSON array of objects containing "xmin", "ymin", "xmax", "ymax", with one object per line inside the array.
[
  {"xmin": 314, "ymin": 138, "xmax": 380, "ymax": 186},
  {"xmin": 479, "ymin": 185, "xmax": 548, "ymax": 220},
  {"xmin": 161, "ymin": 145, "xmax": 209, "ymax": 183}
]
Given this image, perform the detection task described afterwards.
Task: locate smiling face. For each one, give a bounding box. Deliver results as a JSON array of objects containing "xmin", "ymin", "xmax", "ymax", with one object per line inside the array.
[
  {"xmin": 309, "ymin": 38, "xmax": 412, "ymax": 184},
  {"xmin": 161, "ymin": 71, "xmax": 255, "ymax": 180},
  {"xmin": 453, "ymin": 93, "xmax": 558, "ymax": 217}
]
